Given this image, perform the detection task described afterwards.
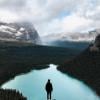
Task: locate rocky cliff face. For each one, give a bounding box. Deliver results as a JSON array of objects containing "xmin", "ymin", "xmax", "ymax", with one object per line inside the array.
[
  {"xmin": 0, "ymin": 21, "xmax": 41, "ymax": 44},
  {"xmin": 94, "ymin": 34, "xmax": 100, "ymax": 47},
  {"xmin": 90, "ymin": 34, "xmax": 100, "ymax": 52}
]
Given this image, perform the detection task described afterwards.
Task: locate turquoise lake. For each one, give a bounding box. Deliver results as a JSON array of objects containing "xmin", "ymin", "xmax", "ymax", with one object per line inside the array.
[{"xmin": 2, "ymin": 64, "xmax": 100, "ymax": 100}]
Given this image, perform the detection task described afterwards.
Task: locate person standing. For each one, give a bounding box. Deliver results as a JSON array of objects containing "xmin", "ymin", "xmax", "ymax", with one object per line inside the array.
[{"xmin": 45, "ymin": 79, "xmax": 53, "ymax": 100}]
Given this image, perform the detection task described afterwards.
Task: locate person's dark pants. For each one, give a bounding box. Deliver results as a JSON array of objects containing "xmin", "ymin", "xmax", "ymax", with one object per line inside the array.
[{"xmin": 47, "ymin": 92, "xmax": 51, "ymax": 100}]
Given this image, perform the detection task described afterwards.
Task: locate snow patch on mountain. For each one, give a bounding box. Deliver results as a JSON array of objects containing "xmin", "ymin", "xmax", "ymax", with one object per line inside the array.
[{"xmin": 0, "ymin": 21, "xmax": 41, "ymax": 44}]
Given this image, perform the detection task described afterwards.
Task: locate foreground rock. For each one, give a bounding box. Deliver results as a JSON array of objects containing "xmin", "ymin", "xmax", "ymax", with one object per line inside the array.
[
  {"xmin": 0, "ymin": 89, "xmax": 27, "ymax": 100},
  {"xmin": 58, "ymin": 35, "xmax": 100, "ymax": 96}
]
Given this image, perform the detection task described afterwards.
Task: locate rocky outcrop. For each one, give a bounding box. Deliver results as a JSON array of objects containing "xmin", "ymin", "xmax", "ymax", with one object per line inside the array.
[
  {"xmin": 94, "ymin": 34, "xmax": 100, "ymax": 47},
  {"xmin": 0, "ymin": 21, "xmax": 41, "ymax": 44},
  {"xmin": 90, "ymin": 34, "xmax": 100, "ymax": 52}
]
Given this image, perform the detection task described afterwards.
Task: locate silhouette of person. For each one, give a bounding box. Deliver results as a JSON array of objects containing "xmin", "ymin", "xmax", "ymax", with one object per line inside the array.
[{"xmin": 45, "ymin": 79, "xmax": 53, "ymax": 100}]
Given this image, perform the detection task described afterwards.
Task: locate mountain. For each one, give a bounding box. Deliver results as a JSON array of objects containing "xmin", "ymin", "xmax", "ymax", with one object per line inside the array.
[
  {"xmin": 57, "ymin": 34, "xmax": 100, "ymax": 96},
  {"xmin": 0, "ymin": 21, "xmax": 41, "ymax": 44}
]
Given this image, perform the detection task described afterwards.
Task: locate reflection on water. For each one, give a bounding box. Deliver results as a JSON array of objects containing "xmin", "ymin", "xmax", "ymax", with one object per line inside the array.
[{"xmin": 2, "ymin": 64, "xmax": 100, "ymax": 100}]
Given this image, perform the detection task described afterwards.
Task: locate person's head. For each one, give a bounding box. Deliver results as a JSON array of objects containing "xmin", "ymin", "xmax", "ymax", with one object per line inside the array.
[{"xmin": 48, "ymin": 79, "xmax": 50, "ymax": 82}]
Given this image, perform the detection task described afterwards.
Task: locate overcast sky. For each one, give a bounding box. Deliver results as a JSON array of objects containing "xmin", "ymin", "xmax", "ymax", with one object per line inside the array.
[{"xmin": 0, "ymin": 0, "xmax": 100, "ymax": 36}]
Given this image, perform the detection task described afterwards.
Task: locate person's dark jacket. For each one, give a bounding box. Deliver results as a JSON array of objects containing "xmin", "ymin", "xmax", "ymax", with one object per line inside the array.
[{"xmin": 45, "ymin": 82, "xmax": 53, "ymax": 92}]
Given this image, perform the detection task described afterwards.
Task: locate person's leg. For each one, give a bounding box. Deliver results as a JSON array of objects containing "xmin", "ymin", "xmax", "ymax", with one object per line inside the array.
[
  {"xmin": 47, "ymin": 92, "xmax": 49, "ymax": 100},
  {"xmin": 50, "ymin": 92, "xmax": 51, "ymax": 100}
]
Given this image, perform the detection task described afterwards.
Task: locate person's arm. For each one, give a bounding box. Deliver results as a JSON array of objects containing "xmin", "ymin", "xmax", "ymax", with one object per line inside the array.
[
  {"xmin": 51, "ymin": 84, "xmax": 53, "ymax": 91},
  {"xmin": 45, "ymin": 84, "xmax": 47, "ymax": 90}
]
